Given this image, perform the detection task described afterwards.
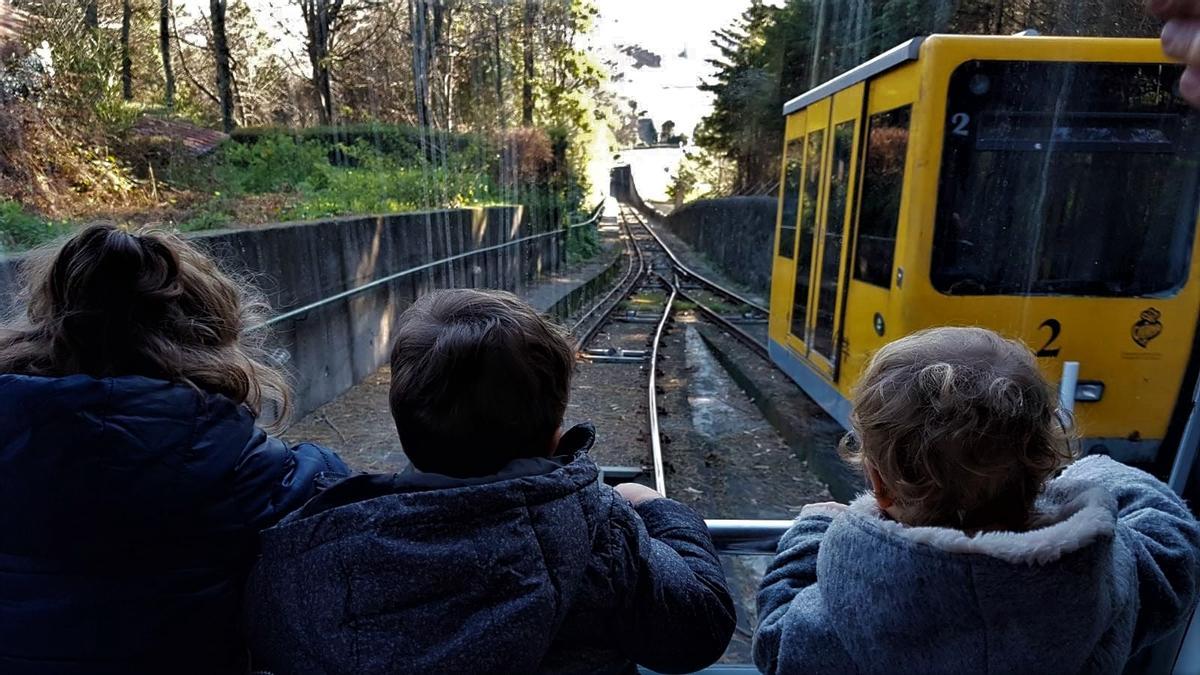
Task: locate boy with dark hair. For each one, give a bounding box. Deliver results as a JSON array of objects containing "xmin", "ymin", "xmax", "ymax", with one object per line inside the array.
[{"xmin": 245, "ymin": 289, "xmax": 736, "ymax": 674}]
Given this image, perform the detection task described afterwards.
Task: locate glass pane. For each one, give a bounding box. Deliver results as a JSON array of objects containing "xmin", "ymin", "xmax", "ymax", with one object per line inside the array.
[
  {"xmin": 811, "ymin": 120, "xmax": 855, "ymax": 359},
  {"xmin": 777, "ymin": 139, "xmax": 804, "ymax": 258},
  {"xmin": 854, "ymin": 106, "xmax": 911, "ymax": 288},
  {"xmin": 933, "ymin": 61, "xmax": 1200, "ymax": 297},
  {"xmin": 789, "ymin": 129, "xmax": 825, "ymax": 341}
]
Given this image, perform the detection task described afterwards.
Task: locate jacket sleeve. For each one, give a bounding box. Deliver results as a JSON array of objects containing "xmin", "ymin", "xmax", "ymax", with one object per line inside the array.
[
  {"xmin": 606, "ymin": 496, "xmax": 736, "ymax": 674},
  {"xmin": 233, "ymin": 427, "xmax": 351, "ymax": 533},
  {"xmin": 753, "ymin": 505, "xmax": 853, "ymax": 675},
  {"xmin": 1060, "ymin": 455, "xmax": 1200, "ymax": 652}
]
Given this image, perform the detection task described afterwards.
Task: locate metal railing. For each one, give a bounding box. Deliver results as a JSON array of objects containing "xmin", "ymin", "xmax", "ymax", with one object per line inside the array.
[
  {"xmin": 706, "ymin": 519, "xmax": 791, "ymax": 556},
  {"xmin": 254, "ymin": 205, "xmax": 604, "ymax": 330}
]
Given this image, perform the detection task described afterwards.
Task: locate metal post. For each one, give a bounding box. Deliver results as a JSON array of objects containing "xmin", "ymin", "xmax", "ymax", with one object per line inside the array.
[
  {"xmin": 1169, "ymin": 375, "xmax": 1200, "ymax": 494},
  {"xmin": 1059, "ymin": 361, "xmax": 1079, "ymax": 414}
]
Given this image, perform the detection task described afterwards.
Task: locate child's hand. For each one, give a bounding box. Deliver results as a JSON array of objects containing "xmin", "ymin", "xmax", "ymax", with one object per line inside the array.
[
  {"xmin": 799, "ymin": 501, "xmax": 848, "ymax": 517},
  {"xmin": 614, "ymin": 482, "xmax": 664, "ymax": 506},
  {"xmin": 1150, "ymin": 0, "xmax": 1200, "ymax": 105}
]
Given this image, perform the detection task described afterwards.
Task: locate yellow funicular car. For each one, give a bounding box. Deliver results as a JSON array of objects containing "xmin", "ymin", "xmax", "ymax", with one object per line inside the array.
[{"xmin": 768, "ymin": 34, "xmax": 1200, "ymax": 467}]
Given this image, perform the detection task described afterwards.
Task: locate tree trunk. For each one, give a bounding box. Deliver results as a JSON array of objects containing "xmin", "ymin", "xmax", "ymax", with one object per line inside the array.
[
  {"xmin": 120, "ymin": 0, "xmax": 132, "ymax": 100},
  {"xmin": 521, "ymin": 0, "xmax": 535, "ymax": 126},
  {"xmin": 160, "ymin": 0, "xmax": 175, "ymax": 110},
  {"xmin": 83, "ymin": 0, "xmax": 98, "ymax": 30},
  {"xmin": 429, "ymin": 0, "xmax": 445, "ymax": 129},
  {"xmin": 409, "ymin": 0, "xmax": 433, "ymax": 161},
  {"xmin": 410, "ymin": 0, "xmax": 431, "ymax": 130},
  {"xmin": 493, "ymin": 9, "xmax": 505, "ymax": 130},
  {"xmin": 210, "ymin": 0, "xmax": 235, "ymax": 132},
  {"xmin": 302, "ymin": 0, "xmax": 338, "ymax": 124}
]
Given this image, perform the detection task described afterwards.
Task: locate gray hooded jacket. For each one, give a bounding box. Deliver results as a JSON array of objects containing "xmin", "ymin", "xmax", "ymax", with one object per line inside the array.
[
  {"xmin": 244, "ymin": 424, "xmax": 735, "ymax": 674},
  {"xmin": 754, "ymin": 455, "xmax": 1200, "ymax": 674}
]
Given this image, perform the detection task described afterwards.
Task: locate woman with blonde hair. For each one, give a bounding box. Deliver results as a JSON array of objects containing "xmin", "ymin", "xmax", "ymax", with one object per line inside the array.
[{"xmin": 0, "ymin": 224, "xmax": 347, "ymax": 674}]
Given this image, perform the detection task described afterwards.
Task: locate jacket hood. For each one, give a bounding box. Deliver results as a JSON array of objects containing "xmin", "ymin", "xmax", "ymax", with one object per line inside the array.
[
  {"xmin": 248, "ymin": 424, "xmax": 606, "ymax": 673},
  {"xmin": 815, "ymin": 471, "xmax": 1121, "ymax": 674}
]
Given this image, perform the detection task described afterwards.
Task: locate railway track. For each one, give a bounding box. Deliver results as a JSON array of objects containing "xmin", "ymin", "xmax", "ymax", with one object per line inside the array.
[{"xmin": 567, "ymin": 204, "xmax": 774, "ymax": 498}]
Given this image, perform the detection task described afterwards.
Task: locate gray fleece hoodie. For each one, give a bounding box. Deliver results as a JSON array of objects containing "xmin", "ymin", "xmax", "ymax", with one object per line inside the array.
[{"xmin": 754, "ymin": 455, "xmax": 1200, "ymax": 675}]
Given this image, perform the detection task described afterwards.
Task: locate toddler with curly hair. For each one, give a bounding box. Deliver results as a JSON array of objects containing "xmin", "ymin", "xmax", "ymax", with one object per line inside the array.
[{"xmin": 754, "ymin": 327, "xmax": 1200, "ymax": 674}]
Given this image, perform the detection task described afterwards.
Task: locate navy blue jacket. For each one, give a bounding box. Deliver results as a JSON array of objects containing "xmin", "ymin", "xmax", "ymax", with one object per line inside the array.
[
  {"xmin": 0, "ymin": 374, "xmax": 348, "ymax": 675},
  {"xmin": 245, "ymin": 424, "xmax": 736, "ymax": 674}
]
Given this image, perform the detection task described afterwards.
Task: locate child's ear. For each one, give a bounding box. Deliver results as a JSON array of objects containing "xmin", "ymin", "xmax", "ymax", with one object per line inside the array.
[{"xmin": 865, "ymin": 462, "xmax": 895, "ymax": 510}]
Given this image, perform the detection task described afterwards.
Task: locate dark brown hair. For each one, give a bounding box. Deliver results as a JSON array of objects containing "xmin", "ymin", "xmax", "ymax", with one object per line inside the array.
[
  {"xmin": 840, "ymin": 327, "xmax": 1076, "ymax": 531},
  {"xmin": 389, "ymin": 289, "xmax": 574, "ymax": 477},
  {"xmin": 0, "ymin": 224, "xmax": 290, "ymax": 425}
]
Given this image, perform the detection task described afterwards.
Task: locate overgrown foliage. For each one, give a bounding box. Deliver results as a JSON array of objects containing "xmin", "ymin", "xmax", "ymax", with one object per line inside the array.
[{"xmin": 0, "ymin": 0, "xmax": 605, "ymax": 252}]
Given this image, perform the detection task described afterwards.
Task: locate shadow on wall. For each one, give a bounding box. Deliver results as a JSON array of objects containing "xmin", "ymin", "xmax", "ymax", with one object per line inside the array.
[{"xmin": 662, "ymin": 196, "xmax": 776, "ymax": 298}]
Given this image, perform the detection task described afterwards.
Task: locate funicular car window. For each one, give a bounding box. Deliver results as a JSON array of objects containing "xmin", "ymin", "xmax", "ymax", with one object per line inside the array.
[
  {"xmin": 854, "ymin": 106, "xmax": 911, "ymax": 288},
  {"xmin": 790, "ymin": 130, "xmax": 825, "ymax": 339},
  {"xmin": 932, "ymin": 61, "xmax": 1200, "ymax": 297},
  {"xmin": 812, "ymin": 120, "xmax": 855, "ymax": 357},
  {"xmin": 778, "ymin": 138, "xmax": 804, "ymax": 258}
]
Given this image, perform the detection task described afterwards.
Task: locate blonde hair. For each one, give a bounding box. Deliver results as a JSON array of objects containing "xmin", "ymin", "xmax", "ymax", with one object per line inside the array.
[
  {"xmin": 0, "ymin": 224, "xmax": 291, "ymax": 428},
  {"xmin": 841, "ymin": 326, "xmax": 1076, "ymax": 531}
]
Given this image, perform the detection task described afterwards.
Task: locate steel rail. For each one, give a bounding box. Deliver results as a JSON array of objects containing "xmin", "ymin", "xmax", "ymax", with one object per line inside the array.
[
  {"xmin": 626, "ymin": 209, "xmax": 769, "ymax": 315},
  {"xmin": 646, "ymin": 273, "xmax": 677, "ymax": 498},
  {"xmin": 254, "ymin": 207, "xmax": 604, "ymax": 330},
  {"xmin": 570, "ymin": 209, "xmax": 646, "ymax": 349}
]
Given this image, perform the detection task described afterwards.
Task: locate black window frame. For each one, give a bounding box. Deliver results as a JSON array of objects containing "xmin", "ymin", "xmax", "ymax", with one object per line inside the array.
[
  {"xmin": 853, "ymin": 105, "xmax": 911, "ymax": 289},
  {"xmin": 777, "ymin": 138, "xmax": 805, "ymax": 259},
  {"xmin": 789, "ymin": 129, "xmax": 826, "ymax": 340},
  {"xmin": 931, "ymin": 60, "xmax": 1200, "ymax": 298},
  {"xmin": 811, "ymin": 120, "xmax": 856, "ymax": 359}
]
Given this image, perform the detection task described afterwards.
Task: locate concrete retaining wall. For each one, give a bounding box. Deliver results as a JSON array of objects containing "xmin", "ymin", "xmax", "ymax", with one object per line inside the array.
[
  {"xmin": 660, "ymin": 196, "xmax": 776, "ymax": 298},
  {"xmin": 0, "ymin": 206, "xmax": 575, "ymax": 420}
]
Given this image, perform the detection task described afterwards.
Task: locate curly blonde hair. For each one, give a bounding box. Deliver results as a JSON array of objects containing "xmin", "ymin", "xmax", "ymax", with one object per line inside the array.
[
  {"xmin": 0, "ymin": 224, "xmax": 290, "ymax": 427},
  {"xmin": 840, "ymin": 326, "xmax": 1076, "ymax": 531}
]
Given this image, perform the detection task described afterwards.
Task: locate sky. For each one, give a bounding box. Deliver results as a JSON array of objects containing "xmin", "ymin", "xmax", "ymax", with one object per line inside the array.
[{"xmin": 587, "ymin": 0, "xmax": 777, "ymax": 137}]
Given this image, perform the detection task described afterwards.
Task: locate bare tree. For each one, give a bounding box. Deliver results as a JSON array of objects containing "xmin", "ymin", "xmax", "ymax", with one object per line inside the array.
[
  {"xmin": 82, "ymin": 0, "xmax": 98, "ymax": 30},
  {"xmin": 410, "ymin": 0, "xmax": 431, "ymax": 131},
  {"xmin": 160, "ymin": 0, "xmax": 176, "ymax": 109},
  {"xmin": 210, "ymin": 0, "xmax": 235, "ymax": 131},
  {"xmin": 120, "ymin": 0, "xmax": 132, "ymax": 100},
  {"xmin": 299, "ymin": 0, "xmax": 345, "ymax": 124},
  {"xmin": 521, "ymin": 0, "xmax": 534, "ymax": 125},
  {"xmin": 492, "ymin": 2, "xmax": 505, "ymax": 129}
]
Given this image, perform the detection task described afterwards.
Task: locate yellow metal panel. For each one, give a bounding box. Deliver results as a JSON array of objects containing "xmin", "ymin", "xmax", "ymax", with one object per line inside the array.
[{"xmin": 894, "ymin": 35, "xmax": 1199, "ymax": 444}]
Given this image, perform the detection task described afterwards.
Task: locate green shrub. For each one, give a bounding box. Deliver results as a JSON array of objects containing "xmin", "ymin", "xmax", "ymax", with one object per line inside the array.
[
  {"xmin": 216, "ymin": 134, "xmax": 329, "ymax": 194},
  {"xmin": 283, "ymin": 164, "xmax": 496, "ymax": 221},
  {"xmin": 229, "ymin": 123, "xmax": 482, "ymax": 166},
  {"xmin": 177, "ymin": 197, "xmax": 234, "ymax": 232},
  {"xmin": 0, "ymin": 201, "xmax": 73, "ymax": 251},
  {"xmin": 566, "ymin": 223, "xmax": 601, "ymax": 263}
]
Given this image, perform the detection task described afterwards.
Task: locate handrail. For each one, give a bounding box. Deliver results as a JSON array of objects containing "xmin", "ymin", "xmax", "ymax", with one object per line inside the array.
[
  {"xmin": 706, "ymin": 519, "xmax": 792, "ymax": 556},
  {"xmin": 254, "ymin": 206, "xmax": 604, "ymax": 330}
]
